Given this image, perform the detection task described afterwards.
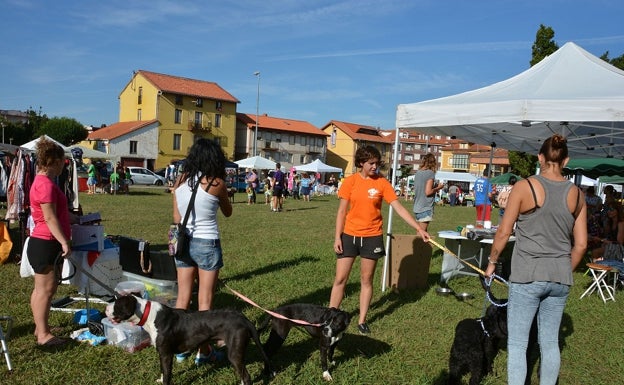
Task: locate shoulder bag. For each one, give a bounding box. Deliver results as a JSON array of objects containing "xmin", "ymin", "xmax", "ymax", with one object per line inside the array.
[{"xmin": 168, "ymin": 174, "xmax": 206, "ymax": 258}]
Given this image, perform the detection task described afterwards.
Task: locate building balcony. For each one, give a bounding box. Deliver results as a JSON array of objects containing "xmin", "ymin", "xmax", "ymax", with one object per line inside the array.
[{"xmin": 188, "ymin": 121, "xmax": 212, "ymax": 132}]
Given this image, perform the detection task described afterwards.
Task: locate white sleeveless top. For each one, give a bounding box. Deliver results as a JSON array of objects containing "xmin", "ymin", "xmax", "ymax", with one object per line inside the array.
[{"xmin": 174, "ymin": 176, "xmax": 220, "ymax": 240}]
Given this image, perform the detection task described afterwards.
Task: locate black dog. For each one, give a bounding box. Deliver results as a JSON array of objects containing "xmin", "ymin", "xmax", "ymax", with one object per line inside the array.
[
  {"xmin": 448, "ymin": 277, "xmax": 508, "ymax": 385},
  {"xmin": 257, "ymin": 303, "xmax": 351, "ymax": 381},
  {"xmin": 106, "ymin": 295, "xmax": 273, "ymax": 385}
]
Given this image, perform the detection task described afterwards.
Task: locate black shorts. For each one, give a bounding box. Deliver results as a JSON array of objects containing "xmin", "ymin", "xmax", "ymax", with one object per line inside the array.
[
  {"xmin": 339, "ymin": 234, "xmax": 385, "ymax": 260},
  {"xmin": 272, "ymin": 187, "xmax": 284, "ymax": 198},
  {"xmin": 27, "ymin": 237, "xmax": 63, "ymax": 274}
]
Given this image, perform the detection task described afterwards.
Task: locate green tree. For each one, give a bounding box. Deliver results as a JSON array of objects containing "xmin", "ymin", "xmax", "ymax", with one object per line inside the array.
[
  {"xmin": 38, "ymin": 116, "xmax": 88, "ymax": 146},
  {"xmin": 508, "ymin": 151, "xmax": 537, "ymax": 178},
  {"xmin": 599, "ymin": 51, "xmax": 624, "ymax": 70},
  {"xmin": 530, "ymin": 24, "xmax": 558, "ymax": 67}
]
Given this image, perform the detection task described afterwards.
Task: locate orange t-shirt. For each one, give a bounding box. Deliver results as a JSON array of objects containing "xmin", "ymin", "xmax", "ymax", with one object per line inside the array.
[{"xmin": 338, "ymin": 173, "xmax": 398, "ymax": 237}]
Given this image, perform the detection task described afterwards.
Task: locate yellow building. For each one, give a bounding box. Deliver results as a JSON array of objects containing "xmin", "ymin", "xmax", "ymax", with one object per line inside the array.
[
  {"xmin": 321, "ymin": 120, "xmax": 393, "ymax": 177},
  {"xmin": 88, "ymin": 70, "xmax": 239, "ymax": 170}
]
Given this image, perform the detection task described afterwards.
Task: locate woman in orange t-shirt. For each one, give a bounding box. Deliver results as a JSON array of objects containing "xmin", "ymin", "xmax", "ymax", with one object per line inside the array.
[{"xmin": 329, "ymin": 146, "xmax": 430, "ymax": 335}]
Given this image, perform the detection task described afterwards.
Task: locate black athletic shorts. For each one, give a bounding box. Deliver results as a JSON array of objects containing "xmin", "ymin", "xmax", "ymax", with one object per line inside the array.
[
  {"xmin": 338, "ymin": 233, "xmax": 385, "ymax": 260},
  {"xmin": 27, "ymin": 237, "xmax": 63, "ymax": 274}
]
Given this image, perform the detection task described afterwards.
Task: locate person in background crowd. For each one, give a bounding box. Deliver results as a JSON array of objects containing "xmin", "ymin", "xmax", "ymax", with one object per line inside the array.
[
  {"xmin": 86, "ymin": 160, "xmax": 96, "ymax": 194},
  {"xmin": 271, "ymin": 163, "xmax": 285, "ymax": 212},
  {"xmin": 329, "ymin": 145, "xmax": 430, "ymax": 336},
  {"xmin": 263, "ymin": 173, "xmax": 272, "ymax": 205},
  {"xmin": 245, "ymin": 168, "xmax": 258, "ymax": 204},
  {"xmin": 590, "ymin": 201, "xmax": 624, "ymax": 261},
  {"xmin": 412, "ymin": 153, "xmax": 444, "ymax": 231},
  {"xmin": 485, "ymin": 134, "xmax": 587, "ymax": 385},
  {"xmin": 29, "ymin": 136, "xmax": 78, "ymax": 347},
  {"xmin": 109, "ymin": 167, "xmax": 120, "ymax": 194},
  {"xmin": 165, "ymin": 162, "xmax": 177, "ymax": 187},
  {"xmin": 473, "ymin": 171, "xmax": 493, "ymax": 227},
  {"xmin": 124, "ymin": 167, "xmax": 131, "ymax": 195},
  {"xmin": 246, "ymin": 183, "xmax": 254, "ymax": 205},
  {"xmin": 497, "ymin": 175, "xmax": 517, "ymax": 219},
  {"xmin": 300, "ymin": 172, "xmax": 312, "ymax": 201},
  {"xmin": 448, "ymin": 183, "xmax": 459, "ymax": 206},
  {"xmin": 585, "ymin": 186, "xmax": 602, "ymax": 216},
  {"xmin": 172, "ymin": 138, "xmax": 232, "ymax": 365}
]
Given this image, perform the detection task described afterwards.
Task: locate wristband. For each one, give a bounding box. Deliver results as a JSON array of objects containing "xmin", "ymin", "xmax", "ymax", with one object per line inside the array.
[{"xmin": 488, "ymin": 257, "xmax": 499, "ymax": 265}]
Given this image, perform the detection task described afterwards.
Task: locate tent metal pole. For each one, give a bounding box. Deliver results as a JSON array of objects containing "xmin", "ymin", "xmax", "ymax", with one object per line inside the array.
[{"xmin": 382, "ymin": 125, "xmax": 402, "ymax": 292}]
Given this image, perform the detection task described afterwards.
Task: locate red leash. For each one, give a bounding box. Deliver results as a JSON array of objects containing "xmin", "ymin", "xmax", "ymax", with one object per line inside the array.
[{"xmin": 224, "ymin": 284, "xmax": 322, "ymax": 327}]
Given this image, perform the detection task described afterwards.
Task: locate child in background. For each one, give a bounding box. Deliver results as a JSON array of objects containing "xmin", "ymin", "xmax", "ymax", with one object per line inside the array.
[
  {"xmin": 246, "ymin": 183, "xmax": 254, "ymax": 205},
  {"xmin": 264, "ymin": 177, "xmax": 272, "ymax": 205},
  {"xmin": 109, "ymin": 169, "xmax": 120, "ymax": 194}
]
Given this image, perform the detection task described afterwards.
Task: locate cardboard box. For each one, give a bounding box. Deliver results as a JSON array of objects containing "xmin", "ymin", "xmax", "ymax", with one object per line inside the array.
[
  {"xmin": 101, "ymin": 317, "xmax": 151, "ymax": 352},
  {"xmin": 72, "ymin": 224, "xmax": 105, "ymax": 251},
  {"xmin": 65, "ymin": 248, "xmax": 122, "ymax": 296},
  {"xmin": 385, "ymin": 234, "xmax": 432, "ymax": 290}
]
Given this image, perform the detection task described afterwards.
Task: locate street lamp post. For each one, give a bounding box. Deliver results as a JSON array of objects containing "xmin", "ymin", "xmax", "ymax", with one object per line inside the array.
[{"xmin": 253, "ymin": 71, "xmax": 261, "ymax": 156}]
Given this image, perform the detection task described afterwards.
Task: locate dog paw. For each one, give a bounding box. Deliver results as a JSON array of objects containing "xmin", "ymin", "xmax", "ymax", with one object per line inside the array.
[
  {"xmin": 322, "ymin": 370, "xmax": 333, "ymax": 381},
  {"xmin": 156, "ymin": 373, "xmax": 163, "ymax": 383}
]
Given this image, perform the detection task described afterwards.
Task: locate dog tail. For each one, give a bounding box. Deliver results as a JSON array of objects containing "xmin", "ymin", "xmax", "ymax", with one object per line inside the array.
[{"xmin": 247, "ymin": 319, "xmax": 275, "ymax": 378}]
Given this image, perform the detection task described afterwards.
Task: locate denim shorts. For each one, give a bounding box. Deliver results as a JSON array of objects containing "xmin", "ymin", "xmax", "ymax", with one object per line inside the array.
[
  {"xmin": 87, "ymin": 176, "xmax": 97, "ymax": 186},
  {"xmin": 415, "ymin": 209, "xmax": 433, "ymax": 222},
  {"xmin": 174, "ymin": 237, "xmax": 223, "ymax": 271}
]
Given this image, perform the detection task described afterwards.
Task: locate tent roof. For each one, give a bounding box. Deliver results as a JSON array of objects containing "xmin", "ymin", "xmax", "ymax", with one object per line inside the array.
[
  {"xmin": 21, "ymin": 135, "xmax": 69, "ymax": 151},
  {"xmin": 396, "ymin": 42, "xmax": 624, "ymax": 159},
  {"xmin": 433, "ymin": 171, "xmax": 477, "ymax": 184},
  {"xmin": 564, "ymin": 157, "xmax": 624, "ymax": 179},
  {"xmin": 234, "ymin": 155, "xmax": 276, "ymax": 170},
  {"xmin": 293, "ymin": 159, "xmax": 342, "ymax": 173}
]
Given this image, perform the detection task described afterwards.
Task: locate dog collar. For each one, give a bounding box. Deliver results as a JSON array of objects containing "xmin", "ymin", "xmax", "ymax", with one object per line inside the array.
[{"xmin": 137, "ymin": 300, "xmax": 151, "ymax": 327}]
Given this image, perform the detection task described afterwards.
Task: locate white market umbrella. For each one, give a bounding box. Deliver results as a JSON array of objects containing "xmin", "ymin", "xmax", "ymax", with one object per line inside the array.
[
  {"xmin": 235, "ymin": 155, "xmax": 276, "ymax": 170},
  {"xmin": 293, "ymin": 159, "xmax": 342, "ymax": 173}
]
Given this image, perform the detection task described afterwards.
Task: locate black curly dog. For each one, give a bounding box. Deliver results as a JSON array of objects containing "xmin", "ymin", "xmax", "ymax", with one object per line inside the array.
[{"xmin": 448, "ymin": 277, "xmax": 508, "ymax": 385}]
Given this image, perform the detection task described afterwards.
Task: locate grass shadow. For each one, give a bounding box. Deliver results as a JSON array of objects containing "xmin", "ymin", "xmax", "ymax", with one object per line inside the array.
[{"xmin": 224, "ymin": 255, "xmax": 320, "ymax": 283}]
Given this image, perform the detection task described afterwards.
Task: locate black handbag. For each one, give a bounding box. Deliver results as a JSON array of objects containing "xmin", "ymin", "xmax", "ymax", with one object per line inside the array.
[{"xmin": 168, "ymin": 174, "xmax": 205, "ymax": 258}]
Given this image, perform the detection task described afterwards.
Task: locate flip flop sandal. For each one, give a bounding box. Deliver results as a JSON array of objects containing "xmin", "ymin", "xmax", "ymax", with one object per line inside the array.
[{"xmin": 38, "ymin": 336, "xmax": 69, "ymax": 348}]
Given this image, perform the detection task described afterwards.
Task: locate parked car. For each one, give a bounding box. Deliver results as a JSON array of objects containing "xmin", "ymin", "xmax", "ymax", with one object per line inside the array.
[{"xmin": 126, "ymin": 166, "xmax": 166, "ymax": 185}]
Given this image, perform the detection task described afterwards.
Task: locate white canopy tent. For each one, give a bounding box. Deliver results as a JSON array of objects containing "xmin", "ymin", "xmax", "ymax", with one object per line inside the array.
[
  {"xmin": 234, "ymin": 155, "xmax": 276, "ymax": 170},
  {"xmin": 21, "ymin": 135, "xmax": 69, "ymax": 152},
  {"xmin": 382, "ymin": 42, "xmax": 624, "ymax": 291},
  {"xmin": 396, "ymin": 42, "xmax": 624, "ymax": 159},
  {"xmin": 293, "ymin": 159, "xmax": 342, "ymax": 173}
]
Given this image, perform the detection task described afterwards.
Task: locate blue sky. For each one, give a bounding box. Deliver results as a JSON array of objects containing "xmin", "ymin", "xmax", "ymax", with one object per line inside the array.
[{"xmin": 2, "ymin": 0, "xmax": 624, "ymax": 132}]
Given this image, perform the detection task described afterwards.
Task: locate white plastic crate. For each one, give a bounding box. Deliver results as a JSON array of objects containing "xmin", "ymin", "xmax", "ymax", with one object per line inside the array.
[{"xmin": 101, "ymin": 317, "xmax": 151, "ymax": 352}]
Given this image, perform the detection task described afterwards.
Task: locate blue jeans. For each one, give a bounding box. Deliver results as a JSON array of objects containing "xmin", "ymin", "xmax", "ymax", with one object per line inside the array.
[{"xmin": 507, "ymin": 281, "xmax": 570, "ymax": 385}]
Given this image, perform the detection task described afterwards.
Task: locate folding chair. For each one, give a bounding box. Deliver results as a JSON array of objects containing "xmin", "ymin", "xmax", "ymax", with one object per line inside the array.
[
  {"xmin": 580, "ymin": 263, "xmax": 617, "ymax": 303},
  {"xmin": 0, "ymin": 316, "xmax": 13, "ymax": 372}
]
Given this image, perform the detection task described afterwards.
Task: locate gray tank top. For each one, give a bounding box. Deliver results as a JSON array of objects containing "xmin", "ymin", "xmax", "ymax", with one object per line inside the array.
[{"xmin": 509, "ymin": 175, "xmax": 578, "ymax": 285}]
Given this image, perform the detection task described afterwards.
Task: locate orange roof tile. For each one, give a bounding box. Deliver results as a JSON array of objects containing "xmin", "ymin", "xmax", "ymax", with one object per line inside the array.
[
  {"xmin": 237, "ymin": 113, "xmax": 327, "ymax": 137},
  {"xmin": 326, "ymin": 120, "xmax": 393, "ymax": 143},
  {"xmin": 87, "ymin": 120, "xmax": 158, "ymax": 140},
  {"xmin": 136, "ymin": 70, "xmax": 240, "ymax": 103}
]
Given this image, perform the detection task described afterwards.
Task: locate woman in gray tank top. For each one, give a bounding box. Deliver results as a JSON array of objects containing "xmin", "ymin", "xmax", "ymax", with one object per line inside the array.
[{"xmin": 485, "ymin": 134, "xmax": 587, "ymax": 385}]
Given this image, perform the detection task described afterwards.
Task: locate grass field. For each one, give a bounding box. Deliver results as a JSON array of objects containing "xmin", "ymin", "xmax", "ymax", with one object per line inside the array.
[{"xmin": 1, "ymin": 187, "xmax": 623, "ymax": 384}]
